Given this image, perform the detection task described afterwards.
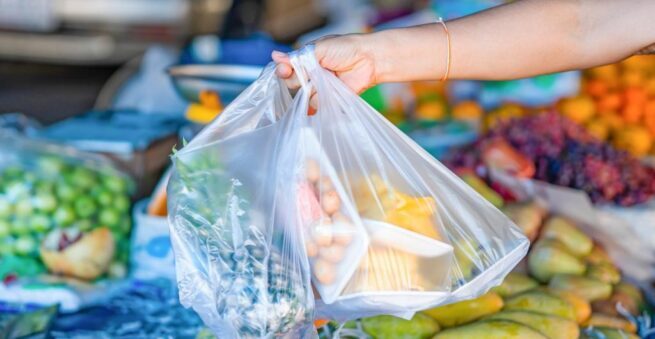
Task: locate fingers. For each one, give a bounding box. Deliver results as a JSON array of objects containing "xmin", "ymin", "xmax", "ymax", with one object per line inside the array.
[
  {"xmin": 271, "ymin": 50, "xmax": 289, "ymax": 64},
  {"xmin": 271, "ymin": 49, "xmax": 318, "ymax": 115},
  {"xmin": 275, "ymin": 63, "xmax": 293, "ymax": 79},
  {"xmin": 272, "ymin": 50, "xmax": 302, "ymax": 91}
]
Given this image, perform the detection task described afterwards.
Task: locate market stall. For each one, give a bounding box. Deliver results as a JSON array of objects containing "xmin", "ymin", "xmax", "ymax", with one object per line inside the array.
[{"xmin": 2, "ymin": 1, "xmax": 655, "ymax": 338}]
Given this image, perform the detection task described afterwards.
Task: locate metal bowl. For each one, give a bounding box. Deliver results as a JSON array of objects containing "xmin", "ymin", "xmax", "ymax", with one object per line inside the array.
[{"xmin": 167, "ymin": 64, "xmax": 263, "ymax": 104}]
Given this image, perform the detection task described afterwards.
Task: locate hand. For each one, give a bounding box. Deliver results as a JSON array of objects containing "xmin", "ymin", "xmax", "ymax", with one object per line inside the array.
[{"xmin": 271, "ymin": 34, "xmax": 379, "ymax": 95}]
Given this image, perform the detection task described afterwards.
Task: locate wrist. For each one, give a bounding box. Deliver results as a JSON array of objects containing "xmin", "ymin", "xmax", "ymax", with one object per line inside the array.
[{"xmin": 363, "ymin": 30, "xmax": 395, "ymax": 84}]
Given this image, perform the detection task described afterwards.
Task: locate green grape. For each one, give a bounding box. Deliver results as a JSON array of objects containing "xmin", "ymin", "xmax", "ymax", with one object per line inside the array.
[
  {"xmin": 53, "ymin": 205, "xmax": 76, "ymax": 227},
  {"xmin": 29, "ymin": 214, "xmax": 52, "ymax": 233},
  {"xmin": 34, "ymin": 180, "xmax": 55, "ymax": 195},
  {"xmin": 72, "ymin": 167, "xmax": 97, "ymax": 190},
  {"xmin": 74, "ymin": 196, "xmax": 97, "ymax": 218},
  {"xmin": 34, "ymin": 192, "xmax": 57, "ymax": 213},
  {"xmin": 56, "ymin": 182, "xmax": 78, "ymax": 202},
  {"xmin": 103, "ymin": 175, "xmax": 128, "ymax": 193},
  {"xmin": 0, "ymin": 220, "xmax": 11, "ymax": 238},
  {"xmin": 14, "ymin": 198, "xmax": 33, "ymax": 217},
  {"xmin": 10, "ymin": 218, "xmax": 31, "ymax": 236},
  {"xmin": 114, "ymin": 195, "xmax": 130, "ymax": 213},
  {"xmin": 0, "ymin": 197, "xmax": 13, "ymax": 218},
  {"xmin": 99, "ymin": 209, "xmax": 121, "ymax": 228},
  {"xmin": 6, "ymin": 182, "xmax": 30, "ymax": 199},
  {"xmin": 75, "ymin": 219, "xmax": 94, "ymax": 232},
  {"xmin": 14, "ymin": 235, "xmax": 37, "ymax": 256},
  {"xmin": 95, "ymin": 189, "xmax": 113, "ymax": 206}
]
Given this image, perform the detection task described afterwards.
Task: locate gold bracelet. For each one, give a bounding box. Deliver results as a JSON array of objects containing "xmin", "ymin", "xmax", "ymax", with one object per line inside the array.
[{"xmin": 437, "ymin": 18, "xmax": 451, "ymax": 82}]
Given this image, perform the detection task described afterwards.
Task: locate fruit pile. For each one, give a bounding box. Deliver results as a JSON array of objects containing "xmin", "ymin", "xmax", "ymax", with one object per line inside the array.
[
  {"xmin": 318, "ymin": 207, "xmax": 650, "ymax": 339},
  {"xmin": 560, "ymin": 55, "xmax": 655, "ymax": 157},
  {"xmin": 0, "ymin": 155, "xmax": 132, "ymax": 281},
  {"xmin": 374, "ymin": 81, "xmax": 484, "ymax": 131},
  {"xmin": 446, "ymin": 112, "xmax": 655, "ymax": 206}
]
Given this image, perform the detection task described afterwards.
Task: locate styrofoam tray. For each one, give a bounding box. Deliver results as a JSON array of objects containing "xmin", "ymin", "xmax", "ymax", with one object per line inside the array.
[
  {"xmin": 298, "ymin": 128, "xmax": 370, "ymax": 304},
  {"xmin": 365, "ymin": 219, "xmax": 454, "ymax": 258}
]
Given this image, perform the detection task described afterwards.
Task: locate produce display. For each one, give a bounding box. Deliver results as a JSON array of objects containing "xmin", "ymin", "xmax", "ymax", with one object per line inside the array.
[
  {"xmin": 0, "ymin": 135, "xmax": 133, "ymax": 282},
  {"xmin": 318, "ymin": 205, "xmax": 651, "ymax": 339},
  {"xmin": 561, "ymin": 56, "xmax": 655, "ymax": 157},
  {"xmin": 447, "ymin": 112, "xmax": 655, "ymax": 206}
]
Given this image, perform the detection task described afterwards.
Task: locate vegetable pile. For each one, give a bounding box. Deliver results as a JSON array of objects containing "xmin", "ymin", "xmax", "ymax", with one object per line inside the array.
[
  {"xmin": 0, "ymin": 154, "xmax": 132, "ymax": 281},
  {"xmin": 319, "ymin": 205, "xmax": 651, "ymax": 339}
]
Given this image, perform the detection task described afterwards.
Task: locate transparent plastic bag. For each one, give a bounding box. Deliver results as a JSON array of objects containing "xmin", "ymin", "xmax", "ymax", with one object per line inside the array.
[
  {"xmin": 167, "ymin": 46, "xmax": 529, "ymax": 336},
  {"xmin": 0, "ymin": 132, "xmax": 133, "ymax": 282}
]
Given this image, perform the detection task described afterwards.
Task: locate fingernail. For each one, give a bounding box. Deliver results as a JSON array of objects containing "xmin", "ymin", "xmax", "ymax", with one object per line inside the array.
[
  {"xmin": 308, "ymin": 107, "xmax": 317, "ymax": 116},
  {"xmin": 272, "ymin": 50, "xmax": 285, "ymax": 58}
]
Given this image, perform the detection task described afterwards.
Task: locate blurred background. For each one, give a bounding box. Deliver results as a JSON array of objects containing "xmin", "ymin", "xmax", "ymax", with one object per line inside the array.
[
  {"xmin": 2, "ymin": 1, "xmax": 655, "ymax": 338},
  {"xmin": 0, "ymin": 0, "xmax": 436, "ymax": 124},
  {"xmin": 0, "ymin": 0, "xmax": 314, "ymax": 123}
]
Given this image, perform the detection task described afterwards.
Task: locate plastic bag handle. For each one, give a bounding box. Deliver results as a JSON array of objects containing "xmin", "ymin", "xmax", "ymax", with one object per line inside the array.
[{"xmin": 288, "ymin": 45, "xmax": 319, "ymax": 93}]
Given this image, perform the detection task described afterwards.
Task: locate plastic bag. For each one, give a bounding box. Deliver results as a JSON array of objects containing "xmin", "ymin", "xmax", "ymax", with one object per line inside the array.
[
  {"xmin": 0, "ymin": 132, "xmax": 133, "ymax": 283},
  {"xmin": 167, "ymin": 46, "xmax": 529, "ymax": 337}
]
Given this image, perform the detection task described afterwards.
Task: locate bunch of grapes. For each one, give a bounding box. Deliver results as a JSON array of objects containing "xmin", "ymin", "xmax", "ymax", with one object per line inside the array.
[{"xmin": 446, "ymin": 112, "xmax": 655, "ymax": 206}]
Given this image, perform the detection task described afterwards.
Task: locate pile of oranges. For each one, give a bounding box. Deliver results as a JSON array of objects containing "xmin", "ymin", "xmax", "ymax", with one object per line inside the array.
[{"xmin": 559, "ymin": 55, "xmax": 655, "ymax": 157}]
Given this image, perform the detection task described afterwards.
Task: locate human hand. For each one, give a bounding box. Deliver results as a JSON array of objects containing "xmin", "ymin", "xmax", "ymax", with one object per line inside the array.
[{"xmin": 271, "ymin": 34, "xmax": 379, "ymax": 96}]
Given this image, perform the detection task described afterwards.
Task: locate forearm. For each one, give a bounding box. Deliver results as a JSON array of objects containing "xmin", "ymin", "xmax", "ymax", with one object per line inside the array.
[{"xmin": 370, "ymin": 0, "xmax": 655, "ymax": 82}]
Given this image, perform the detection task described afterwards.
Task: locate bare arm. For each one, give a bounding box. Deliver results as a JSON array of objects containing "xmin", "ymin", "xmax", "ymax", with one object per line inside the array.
[
  {"xmin": 273, "ymin": 0, "xmax": 655, "ymax": 92},
  {"xmin": 372, "ymin": 0, "xmax": 655, "ymax": 82}
]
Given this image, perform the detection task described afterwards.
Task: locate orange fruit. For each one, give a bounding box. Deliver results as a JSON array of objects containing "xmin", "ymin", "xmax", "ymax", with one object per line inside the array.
[
  {"xmin": 314, "ymin": 319, "xmax": 329, "ymax": 328},
  {"xmin": 621, "ymin": 69, "xmax": 645, "ymax": 87},
  {"xmin": 585, "ymin": 120, "xmax": 610, "ymax": 141},
  {"xmin": 452, "ymin": 100, "xmax": 484, "ymax": 121},
  {"xmin": 598, "ymin": 111, "xmax": 624, "ymax": 132},
  {"xmin": 622, "ymin": 104, "xmax": 644, "ymax": 124},
  {"xmin": 596, "ymin": 93, "xmax": 622, "ymax": 113},
  {"xmin": 645, "ymin": 78, "xmax": 655, "ymax": 97},
  {"xmin": 614, "ymin": 125, "xmax": 653, "ymax": 157},
  {"xmin": 559, "ymin": 95, "xmax": 596, "ymax": 124},
  {"xmin": 645, "ymin": 100, "xmax": 655, "ymax": 136},
  {"xmin": 623, "ymin": 87, "xmax": 648, "ymax": 106},
  {"xmin": 585, "ymin": 79, "xmax": 609, "ymax": 98},
  {"xmin": 415, "ymin": 101, "xmax": 447, "ymax": 120},
  {"xmin": 588, "ymin": 64, "xmax": 619, "ymax": 81},
  {"xmin": 621, "ymin": 55, "xmax": 655, "ymax": 72}
]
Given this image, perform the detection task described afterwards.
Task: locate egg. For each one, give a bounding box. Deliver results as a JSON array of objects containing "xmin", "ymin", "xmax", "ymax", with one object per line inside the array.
[
  {"xmin": 319, "ymin": 244, "xmax": 345, "ymax": 263},
  {"xmin": 305, "ymin": 240, "xmax": 318, "ymax": 257},
  {"xmin": 313, "ymin": 259, "xmax": 336, "ymax": 284},
  {"xmin": 321, "ymin": 190, "xmax": 341, "ymax": 215},
  {"xmin": 311, "ymin": 219, "xmax": 333, "ymax": 247},
  {"xmin": 315, "ymin": 176, "xmax": 334, "ymax": 193},
  {"xmin": 331, "ymin": 212, "xmax": 350, "ymax": 224},
  {"xmin": 332, "ymin": 225, "xmax": 353, "ymax": 246},
  {"xmin": 305, "ymin": 159, "xmax": 321, "ymax": 183}
]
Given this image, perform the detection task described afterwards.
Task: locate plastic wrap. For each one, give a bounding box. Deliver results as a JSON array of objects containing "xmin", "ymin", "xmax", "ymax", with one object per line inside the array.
[
  {"xmin": 0, "ymin": 132, "xmax": 133, "ymax": 283},
  {"xmin": 167, "ymin": 46, "xmax": 529, "ymax": 337}
]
